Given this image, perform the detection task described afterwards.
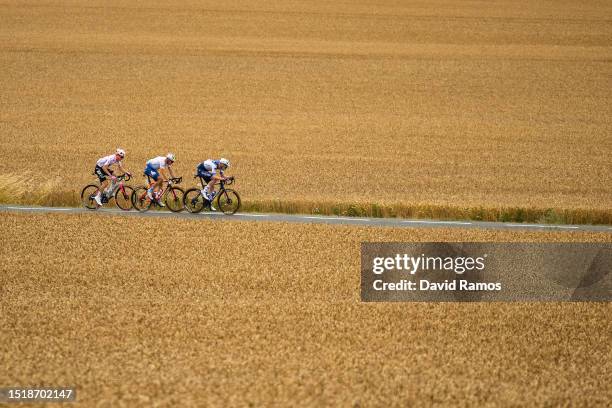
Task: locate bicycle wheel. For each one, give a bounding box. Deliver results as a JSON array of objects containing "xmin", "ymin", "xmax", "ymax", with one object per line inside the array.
[
  {"xmin": 216, "ymin": 189, "xmax": 241, "ymax": 215},
  {"xmin": 115, "ymin": 185, "xmax": 134, "ymax": 211},
  {"xmin": 81, "ymin": 185, "xmax": 100, "ymax": 210},
  {"xmin": 165, "ymin": 186, "xmax": 185, "ymax": 212},
  {"xmin": 183, "ymin": 188, "xmax": 205, "ymax": 213},
  {"xmin": 132, "ymin": 186, "xmax": 152, "ymax": 212}
]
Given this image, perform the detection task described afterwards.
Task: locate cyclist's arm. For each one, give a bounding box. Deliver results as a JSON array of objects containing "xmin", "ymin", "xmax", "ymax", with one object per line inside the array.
[
  {"xmin": 167, "ymin": 166, "xmax": 176, "ymax": 179},
  {"xmin": 118, "ymin": 161, "xmax": 130, "ymax": 175},
  {"xmin": 159, "ymin": 167, "xmax": 169, "ymax": 181},
  {"xmin": 216, "ymin": 171, "xmax": 230, "ymax": 181},
  {"xmin": 102, "ymin": 164, "xmax": 113, "ymax": 176}
]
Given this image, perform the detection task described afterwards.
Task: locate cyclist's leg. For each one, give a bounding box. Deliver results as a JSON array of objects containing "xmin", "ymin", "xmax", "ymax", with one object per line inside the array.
[
  {"xmin": 199, "ymin": 172, "xmax": 213, "ymax": 199},
  {"xmin": 102, "ymin": 169, "xmax": 114, "ymax": 198},
  {"xmin": 154, "ymin": 169, "xmax": 165, "ymax": 195},
  {"xmin": 156, "ymin": 181, "xmax": 166, "ymax": 207},
  {"xmin": 206, "ymin": 175, "xmax": 221, "ymax": 197},
  {"xmin": 154, "ymin": 178, "xmax": 163, "ymax": 196},
  {"xmin": 145, "ymin": 166, "xmax": 160, "ymax": 199},
  {"xmin": 94, "ymin": 166, "xmax": 108, "ymax": 204},
  {"xmin": 152, "ymin": 176, "xmax": 164, "ymax": 204},
  {"xmin": 95, "ymin": 166, "xmax": 108, "ymax": 189}
]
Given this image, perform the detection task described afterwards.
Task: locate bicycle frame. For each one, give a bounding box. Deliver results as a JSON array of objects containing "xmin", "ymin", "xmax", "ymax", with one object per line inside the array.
[
  {"xmin": 82, "ymin": 173, "xmax": 133, "ymax": 210},
  {"xmin": 140, "ymin": 176, "xmax": 182, "ymax": 203},
  {"xmin": 156, "ymin": 183, "xmax": 175, "ymax": 202},
  {"xmin": 101, "ymin": 174, "xmax": 131, "ymax": 201},
  {"xmin": 184, "ymin": 175, "xmax": 239, "ymax": 214},
  {"xmin": 196, "ymin": 175, "xmax": 232, "ymax": 196},
  {"xmin": 106, "ymin": 178, "xmax": 129, "ymax": 198}
]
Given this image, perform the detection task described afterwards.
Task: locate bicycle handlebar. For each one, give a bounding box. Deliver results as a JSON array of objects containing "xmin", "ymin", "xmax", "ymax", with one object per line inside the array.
[{"xmin": 169, "ymin": 177, "xmax": 182, "ymax": 184}]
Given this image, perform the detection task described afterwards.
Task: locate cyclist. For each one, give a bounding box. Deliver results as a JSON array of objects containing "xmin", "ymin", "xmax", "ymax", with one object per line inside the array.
[
  {"xmin": 94, "ymin": 148, "xmax": 131, "ymax": 206},
  {"xmin": 144, "ymin": 153, "xmax": 177, "ymax": 207},
  {"xmin": 196, "ymin": 158, "xmax": 231, "ymax": 201}
]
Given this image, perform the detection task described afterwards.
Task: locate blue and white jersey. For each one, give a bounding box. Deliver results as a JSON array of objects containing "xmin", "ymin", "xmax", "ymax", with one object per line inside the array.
[
  {"xmin": 199, "ymin": 159, "xmax": 222, "ymax": 175},
  {"xmin": 146, "ymin": 156, "xmax": 168, "ymax": 170}
]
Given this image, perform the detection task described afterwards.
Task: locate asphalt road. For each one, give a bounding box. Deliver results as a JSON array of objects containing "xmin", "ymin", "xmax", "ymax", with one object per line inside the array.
[{"xmin": 1, "ymin": 205, "xmax": 611, "ymax": 232}]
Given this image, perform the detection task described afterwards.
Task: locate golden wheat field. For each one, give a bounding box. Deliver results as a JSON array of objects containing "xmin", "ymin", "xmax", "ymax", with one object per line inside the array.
[
  {"xmin": 0, "ymin": 1, "xmax": 611, "ymax": 221},
  {"xmin": 0, "ymin": 211, "xmax": 610, "ymax": 406}
]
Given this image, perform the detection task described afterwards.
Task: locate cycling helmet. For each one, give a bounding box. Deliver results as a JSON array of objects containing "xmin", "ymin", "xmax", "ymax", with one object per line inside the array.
[
  {"xmin": 116, "ymin": 148, "xmax": 126, "ymax": 158},
  {"xmin": 166, "ymin": 153, "xmax": 176, "ymax": 162},
  {"xmin": 220, "ymin": 158, "xmax": 230, "ymax": 168}
]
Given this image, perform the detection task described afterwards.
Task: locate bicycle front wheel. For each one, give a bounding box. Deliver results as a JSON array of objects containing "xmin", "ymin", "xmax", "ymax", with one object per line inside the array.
[
  {"xmin": 216, "ymin": 189, "xmax": 241, "ymax": 215},
  {"xmin": 183, "ymin": 188, "xmax": 205, "ymax": 213},
  {"xmin": 115, "ymin": 185, "xmax": 134, "ymax": 211},
  {"xmin": 132, "ymin": 186, "xmax": 152, "ymax": 212},
  {"xmin": 165, "ymin": 186, "xmax": 185, "ymax": 212},
  {"xmin": 81, "ymin": 185, "xmax": 100, "ymax": 210}
]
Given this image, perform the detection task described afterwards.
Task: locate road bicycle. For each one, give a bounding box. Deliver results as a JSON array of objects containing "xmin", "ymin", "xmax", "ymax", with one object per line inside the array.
[
  {"xmin": 183, "ymin": 176, "xmax": 241, "ymax": 215},
  {"xmin": 131, "ymin": 176, "xmax": 185, "ymax": 212},
  {"xmin": 81, "ymin": 173, "xmax": 134, "ymax": 210}
]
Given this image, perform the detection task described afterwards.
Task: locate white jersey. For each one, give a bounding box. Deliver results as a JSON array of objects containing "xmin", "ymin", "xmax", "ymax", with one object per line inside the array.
[
  {"xmin": 200, "ymin": 159, "xmax": 225, "ymax": 175},
  {"xmin": 146, "ymin": 156, "xmax": 169, "ymax": 170},
  {"xmin": 96, "ymin": 154, "xmax": 121, "ymax": 168}
]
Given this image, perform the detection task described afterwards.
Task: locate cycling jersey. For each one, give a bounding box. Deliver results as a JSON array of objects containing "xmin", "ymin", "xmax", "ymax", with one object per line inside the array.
[
  {"xmin": 96, "ymin": 154, "xmax": 121, "ymax": 168},
  {"xmin": 146, "ymin": 156, "xmax": 169, "ymax": 170},
  {"xmin": 198, "ymin": 159, "xmax": 221, "ymax": 175}
]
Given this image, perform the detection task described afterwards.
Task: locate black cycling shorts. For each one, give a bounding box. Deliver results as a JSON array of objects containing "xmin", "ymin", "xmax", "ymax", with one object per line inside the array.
[
  {"xmin": 196, "ymin": 165, "xmax": 213, "ymax": 183},
  {"xmin": 94, "ymin": 165, "xmax": 113, "ymax": 183}
]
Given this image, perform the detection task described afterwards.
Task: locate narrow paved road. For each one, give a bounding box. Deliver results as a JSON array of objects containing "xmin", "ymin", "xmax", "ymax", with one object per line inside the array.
[{"xmin": 2, "ymin": 205, "xmax": 611, "ymax": 232}]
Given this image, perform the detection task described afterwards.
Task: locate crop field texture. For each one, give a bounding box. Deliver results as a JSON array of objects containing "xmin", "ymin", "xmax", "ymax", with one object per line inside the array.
[
  {"xmin": 0, "ymin": 1, "xmax": 611, "ymax": 222},
  {"xmin": 0, "ymin": 211, "xmax": 611, "ymax": 406}
]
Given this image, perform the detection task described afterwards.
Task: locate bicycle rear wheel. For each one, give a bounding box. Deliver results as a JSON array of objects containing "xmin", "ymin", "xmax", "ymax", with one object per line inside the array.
[
  {"xmin": 115, "ymin": 185, "xmax": 134, "ymax": 211},
  {"xmin": 216, "ymin": 189, "xmax": 241, "ymax": 215},
  {"xmin": 132, "ymin": 186, "xmax": 152, "ymax": 212},
  {"xmin": 165, "ymin": 186, "xmax": 185, "ymax": 212},
  {"xmin": 183, "ymin": 188, "xmax": 205, "ymax": 213},
  {"xmin": 81, "ymin": 185, "xmax": 100, "ymax": 210}
]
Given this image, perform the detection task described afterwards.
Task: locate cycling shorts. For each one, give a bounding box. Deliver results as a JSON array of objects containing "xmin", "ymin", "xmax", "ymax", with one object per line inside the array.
[
  {"xmin": 95, "ymin": 165, "xmax": 113, "ymax": 183},
  {"xmin": 144, "ymin": 164, "xmax": 160, "ymax": 181},
  {"xmin": 196, "ymin": 164, "xmax": 213, "ymax": 183}
]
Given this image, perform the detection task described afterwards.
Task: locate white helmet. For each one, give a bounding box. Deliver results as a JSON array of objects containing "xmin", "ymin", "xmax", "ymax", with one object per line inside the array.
[
  {"xmin": 116, "ymin": 148, "xmax": 125, "ymax": 158},
  {"xmin": 166, "ymin": 153, "xmax": 176, "ymax": 162},
  {"xmin": 220, "ymin": 158, "xmax": 230, "ymax": 168}
]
